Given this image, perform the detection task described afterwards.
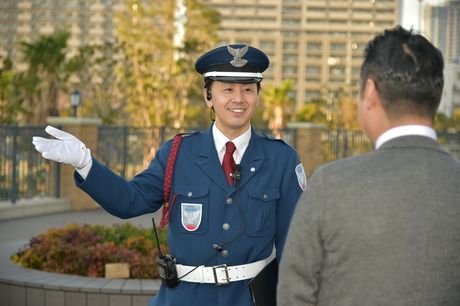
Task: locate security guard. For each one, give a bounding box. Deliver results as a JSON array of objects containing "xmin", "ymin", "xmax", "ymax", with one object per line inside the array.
[{"xmin": 32, "ymin": 44, "xmax": 305, "ymax": 306}]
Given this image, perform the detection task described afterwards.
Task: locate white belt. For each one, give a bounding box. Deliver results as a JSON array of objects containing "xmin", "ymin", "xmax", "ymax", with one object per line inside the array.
[{"xmin": 176, "ymin": 252, "xmax": 275, "ymax": 285}]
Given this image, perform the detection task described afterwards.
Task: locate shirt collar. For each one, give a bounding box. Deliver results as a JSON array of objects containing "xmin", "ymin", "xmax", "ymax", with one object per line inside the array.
[
  {"xmin": 212, "ymin": 123, "xmax": 251, "ymax": 164},
  {"xmin": 375, "ymin": 125, "xmax": 437, "ymax": 149}
]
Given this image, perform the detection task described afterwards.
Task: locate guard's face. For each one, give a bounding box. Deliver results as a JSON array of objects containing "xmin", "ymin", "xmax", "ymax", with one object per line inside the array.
[{"xmin": 205, "ymin": 81, "xmax": 259, "ymax": 139}]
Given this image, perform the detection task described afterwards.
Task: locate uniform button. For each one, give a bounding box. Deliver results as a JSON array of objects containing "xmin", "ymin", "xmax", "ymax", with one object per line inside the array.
[
  {"xmin": 250, "ymin": 167, "xmax": 255, "ymax": 172},
  {"xmin": 187, "ymin": 192, "xmax": 193, "ymax": 197},
  {"xmin": 221, "ymin": 250, "xmax": 229, "ymax": 257},
  {"xmin": 263, "ymin": 194, "xmax": 268, "ymax": 200},
  {"xmin": 222, "ymin": 223, "xmax": 230, "ymax": 230},
  {"xmin": 226, "ymin": 198, "xmax": 233, "ymax": 205}
]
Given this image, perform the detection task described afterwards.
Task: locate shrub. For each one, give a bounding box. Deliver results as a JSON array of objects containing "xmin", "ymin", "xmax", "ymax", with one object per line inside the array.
[{"xmin": 12, "ymin": 222, "xmax": 168, "ymax": 279}]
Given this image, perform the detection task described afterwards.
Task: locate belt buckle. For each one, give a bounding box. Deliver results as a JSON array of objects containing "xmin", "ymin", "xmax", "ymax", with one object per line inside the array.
[{"xmin": 212, "ymin": 264, "xmax": 230, "ymax": 286}]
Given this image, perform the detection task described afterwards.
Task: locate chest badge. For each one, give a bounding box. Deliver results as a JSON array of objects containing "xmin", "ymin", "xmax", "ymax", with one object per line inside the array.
[{"xmin": 181, "ymin": 203, "xmax": 202, "ymax": 231}]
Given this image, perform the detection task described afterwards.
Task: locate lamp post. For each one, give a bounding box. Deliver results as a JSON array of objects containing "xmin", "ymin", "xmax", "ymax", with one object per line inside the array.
[
  {"xmin": 326, "ymin": 57, "xmax": 340, "ymax": 125},
  {"xmin": 70, "ymin": 89, "xmax": 81, "ymax": 117}
]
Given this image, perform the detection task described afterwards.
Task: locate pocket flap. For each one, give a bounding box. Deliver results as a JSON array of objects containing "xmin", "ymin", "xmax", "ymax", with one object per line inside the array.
[
  {"xmin": 174, "ymin": 185, "xmax": 209, "ymax": 198},
  {"xmin": 248, "ymin": 187, "xmax": 280, "ymax": 201}
]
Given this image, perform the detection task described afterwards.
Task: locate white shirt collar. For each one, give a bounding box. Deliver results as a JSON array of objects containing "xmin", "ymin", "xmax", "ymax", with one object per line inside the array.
[
  {"xmin": 375, "ymin": 125, "xmax": 437, "ymax": 149},
  {"xmin": 212, "ymin": 123, "xmax": 251, "ymax": 164}
]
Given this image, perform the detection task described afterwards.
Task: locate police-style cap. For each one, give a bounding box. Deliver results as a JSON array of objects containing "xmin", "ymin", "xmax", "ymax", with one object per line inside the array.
[{"xmin": 195, "ymin": 44, "xmax": 269, "ymax": 83}]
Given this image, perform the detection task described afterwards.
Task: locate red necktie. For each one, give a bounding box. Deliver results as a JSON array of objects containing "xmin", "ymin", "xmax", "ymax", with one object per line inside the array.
[{"xmin": 222, "ymin": 141, "xmax": 236, "ymax": 185}]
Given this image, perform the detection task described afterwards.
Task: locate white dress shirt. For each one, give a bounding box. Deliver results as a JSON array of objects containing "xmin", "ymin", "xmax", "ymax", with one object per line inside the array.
[
  {"xmin": 375, "ymin": 125, "xmax": 437, "ymax": 149},
  {"xmin": 212, "ymin": 123, "xmax": 251, "ymax": 164}
]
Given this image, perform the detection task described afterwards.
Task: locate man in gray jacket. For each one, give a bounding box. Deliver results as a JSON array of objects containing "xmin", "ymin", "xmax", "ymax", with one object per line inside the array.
[{"xmin": 278, "ymin": 25, "xmax": 460, "ymax": 306}]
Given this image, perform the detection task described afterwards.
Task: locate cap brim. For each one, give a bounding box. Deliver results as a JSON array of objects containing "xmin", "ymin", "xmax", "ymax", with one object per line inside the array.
[{"xmin": 206, "ymin": 76, "xmax": 262, "ymax": 84}]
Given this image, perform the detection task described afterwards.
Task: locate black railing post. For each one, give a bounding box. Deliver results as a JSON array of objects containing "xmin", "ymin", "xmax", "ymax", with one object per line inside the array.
[
  {"xmin": 160, "ymin": 126, "xmax": 166, "ymax": 144},
  {"xmin": 344, "ymin": 130, "xmax": 349, "ymax": 157},
  {"xmin": 10, "ymin": 125, "xmax": 18, "ymax": 203},
  {"xmin": 54, "ymin": 161, "xmax": 60, "ymax": 198},
  {"xmin": 122, "ymin": 126, "xmax": 128, "ymax": 178},
  {"xmin": 335, "ymin": 129, "xmax": 340, "ymax": 160}
]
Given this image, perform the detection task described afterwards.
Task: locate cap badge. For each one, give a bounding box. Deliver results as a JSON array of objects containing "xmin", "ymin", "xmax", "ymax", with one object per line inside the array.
[{"xmin": 227, "ymin": 45, "xmax": 248, "ymax": 67}]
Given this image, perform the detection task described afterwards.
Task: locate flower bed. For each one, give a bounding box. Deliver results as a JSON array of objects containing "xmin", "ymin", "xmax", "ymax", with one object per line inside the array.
[{"xmin": 11, "ymin": 222, "xmax": 168, "ymax": 279}]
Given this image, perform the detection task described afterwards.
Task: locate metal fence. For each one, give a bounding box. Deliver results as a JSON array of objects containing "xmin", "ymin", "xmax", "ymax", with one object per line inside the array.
[
  {"xmin": 0, "ymin": 125, "xmax": 60, "ymax": 202},
  {"xmin": 1, "ymin": 124, "xmax": 459, "ymax": 203},
  {"xmin": 321, "ymin": 129, "xmax": 373, "ymax": 163},
  {"xmin": 321, "ymin": 129, "xmax": 460, "ymax": 163}
]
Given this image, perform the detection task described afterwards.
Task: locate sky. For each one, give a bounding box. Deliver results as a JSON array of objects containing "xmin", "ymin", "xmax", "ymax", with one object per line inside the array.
[{"xmin": 401, "ymin": 0, "xmax": 446, "ymax": 32}]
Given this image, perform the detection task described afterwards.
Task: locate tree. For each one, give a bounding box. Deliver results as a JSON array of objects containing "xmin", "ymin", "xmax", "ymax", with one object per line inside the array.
[
  {"xmin": 68, "ymin": 42, "xmax": 128, "ymax": 124},
  {"xmin": 435, "ymin": 111, "xmax": 460, "ymax": 132},
  {"xmin": 115, "ymin": 0, "xmax": 219, "ymax": 127},
  {"xmin": 333, "ymin": 95, "xmax": 360, "ymax": 130},
  {"xmin": 19, "ymin": 30, "xmax": 71, "ymax": 123},
  {"xmin": 261, "ymin": 80, "xmax": 295, "ymax": 138},
  {"xmin": 0, "ymin": 57, "xmax": 24, "ymax": 124},
  {"xmin": 295, "ymin": 98, "xmax": 328, "ymax": 126}
]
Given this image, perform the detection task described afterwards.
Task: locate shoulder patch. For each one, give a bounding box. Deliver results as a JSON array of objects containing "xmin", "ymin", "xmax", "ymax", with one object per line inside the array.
[{"xmin": 295, "ymin": 163, "xmax": 307, "ymax": 191}]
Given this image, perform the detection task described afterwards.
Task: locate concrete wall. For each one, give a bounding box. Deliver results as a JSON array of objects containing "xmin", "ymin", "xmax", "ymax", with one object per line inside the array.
[{"xmin": 0, "ymin": 242, "xmax": 160, "ymax": 306}]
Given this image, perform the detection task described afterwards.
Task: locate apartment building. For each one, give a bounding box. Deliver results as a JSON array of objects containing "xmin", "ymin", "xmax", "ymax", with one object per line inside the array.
[
  {"xmin": 0, "ymin": 0, "xmax": 121, "ymax": 69},
  {"xmin": 425, "ymin": 0, "xmax": 460, "ymax": 64},
  {"xmin": 206, "ymin": 0, "xmax": 398, "ymax": 107},
  {"xmin": 424, "ymin": 0, "xmax": 460, "ymax": 116},
  {"xmin": 0, "ymin": 0, "xmax": 398, "ymax": 108}
]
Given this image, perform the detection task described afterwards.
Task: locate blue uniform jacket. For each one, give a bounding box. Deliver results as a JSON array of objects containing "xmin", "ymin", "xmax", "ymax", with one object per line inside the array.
[{"xmin": 75, "ymin": 126, "xmax": 304, "ymax": 306}]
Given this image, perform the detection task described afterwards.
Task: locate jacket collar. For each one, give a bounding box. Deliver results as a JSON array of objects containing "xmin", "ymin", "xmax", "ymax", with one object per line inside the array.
[
  {"xmin": 379, "ymin": 134, "xmax": 445, "ymax": 154},
  {"xmin": 195, "ymin": 126, "xmax": 265, "ymax": 192}
]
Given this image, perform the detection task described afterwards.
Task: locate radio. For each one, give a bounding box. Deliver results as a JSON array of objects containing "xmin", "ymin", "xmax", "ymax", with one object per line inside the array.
[{"xmin": 152, "ymin": 218, "xmax": 179, "ymax": 288}]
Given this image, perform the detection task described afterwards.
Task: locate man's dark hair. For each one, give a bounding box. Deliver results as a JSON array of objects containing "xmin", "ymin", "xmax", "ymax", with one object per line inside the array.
[{"xmin": 360, "ymin": 25, "xmax": 444, "ymax": 120}]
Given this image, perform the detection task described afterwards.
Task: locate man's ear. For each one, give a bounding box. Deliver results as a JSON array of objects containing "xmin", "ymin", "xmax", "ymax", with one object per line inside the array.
[
  {"xmin": 203, "ymin": 89, "xmax": 213, "ymax": 108},
  {"xmin": 363, "ymin": 78, "xmax": 381, "ymax": 111}
]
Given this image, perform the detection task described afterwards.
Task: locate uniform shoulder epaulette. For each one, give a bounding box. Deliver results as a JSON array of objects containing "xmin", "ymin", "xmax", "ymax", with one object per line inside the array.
[
  {"xmin": 259, "ymin": 132, "xmax": 292, "ymax": 147},
  {"xmin": 174, "ymin": 130, "xmax": 200, "ymax": 138}
]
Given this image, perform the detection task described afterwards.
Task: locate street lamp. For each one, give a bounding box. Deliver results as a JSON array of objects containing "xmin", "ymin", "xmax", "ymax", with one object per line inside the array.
[
  {"xmin": 70, "ymin": 89, "xmax": 81, "ymax": 117},
  {"xmin": 326, "ymin": 57, "xmax": 340, "ymax": 124}
]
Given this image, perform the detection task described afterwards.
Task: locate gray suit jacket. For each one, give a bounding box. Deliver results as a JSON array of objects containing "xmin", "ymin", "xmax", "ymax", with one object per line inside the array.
[{"xmin": 278, "ymin": 135, "xmax": 460, "ymax": 306}]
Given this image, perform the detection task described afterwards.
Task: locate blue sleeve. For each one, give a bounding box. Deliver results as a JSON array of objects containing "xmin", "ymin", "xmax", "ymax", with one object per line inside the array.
[
  {"xmin": 275, "ymin": 150, "xmax": 305, "ymax": 261},
  {"xmin": 74, "ymin": 141, "xmax": 172, "ymax": 219}
]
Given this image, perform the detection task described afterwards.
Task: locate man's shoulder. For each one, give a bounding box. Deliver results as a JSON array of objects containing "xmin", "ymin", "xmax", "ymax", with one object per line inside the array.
[
  {"xmin": 315, "ymin": 151, "xmax": 377, "ymax": 177},
  {"xmin": 255, "ymin": 132, "xmax": 296, "ymax": 152}
]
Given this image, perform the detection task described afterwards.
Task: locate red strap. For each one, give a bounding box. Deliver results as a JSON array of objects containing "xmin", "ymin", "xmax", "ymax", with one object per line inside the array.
[{"xmin": 160, "ymin": 134, "xmax": 183, "ymax": 228}]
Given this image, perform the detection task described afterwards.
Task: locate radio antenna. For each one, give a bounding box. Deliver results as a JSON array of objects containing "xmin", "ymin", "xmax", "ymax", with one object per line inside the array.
[{"xmin": 152, "ymin": 218, "xmax": 164, "ymax": 258}]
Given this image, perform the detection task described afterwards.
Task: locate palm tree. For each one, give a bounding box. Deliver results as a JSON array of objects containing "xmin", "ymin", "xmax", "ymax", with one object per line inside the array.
[
  {"xmin": 261, "ymin": 80, "xmax": 295, "ymax": 138},
  {"xmin": 19, "ymin": 30, "xmax": 70, "ymax": 123}
]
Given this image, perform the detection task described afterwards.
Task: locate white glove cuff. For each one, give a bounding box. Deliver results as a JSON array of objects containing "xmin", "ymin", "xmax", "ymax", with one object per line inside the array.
[{"xmin": 75, "ymin": 147, "xmax": 92, "ymax": 169}]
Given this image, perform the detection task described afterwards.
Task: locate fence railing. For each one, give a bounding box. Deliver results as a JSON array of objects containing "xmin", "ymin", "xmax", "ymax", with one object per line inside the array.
[
  {"xmin": 321, "ymin": 129, "xmax": 460, "ymax": 163},
  {"xmin": 1, "ymin": 124, "xmax": 459, "ymax": 203},
  {"xmin": 321, "ymin": 129, "xmax": 373, "ymax": 163},
  {"xmin": 0, "ymin": 125, "xmax": 60, "ymax": 203}
]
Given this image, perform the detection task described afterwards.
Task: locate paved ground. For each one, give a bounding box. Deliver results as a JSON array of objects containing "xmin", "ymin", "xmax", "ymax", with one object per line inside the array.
[{"xmin": 0, "ymin": 208, "xmax": 162, "ymax": 244}]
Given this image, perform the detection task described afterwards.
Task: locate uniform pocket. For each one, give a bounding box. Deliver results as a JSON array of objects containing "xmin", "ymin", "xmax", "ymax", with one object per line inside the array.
[
  {"xmin": 245, "ymin": 187, "xmax": 279, "ymax": 237},
  {"xmin": 170, "ymin": 185, "xmax": 209, "ymax": 235}
]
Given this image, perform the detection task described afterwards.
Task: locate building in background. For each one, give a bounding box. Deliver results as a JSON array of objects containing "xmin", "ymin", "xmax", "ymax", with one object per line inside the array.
[
  {"xmin": 439, "ymin": 63, "xmax": 460, "ymax": 116},
  {"xmin": 424, "ymin": 0, "xmax": 460, "ymax": 116},
  {"xmin": 205, "ymin": 0, "xmax": 398, "ymax": 109},
  {"xmin": 1, "ymin": 0, "xmax": 399, "ymax": 110},
  {"xmin": 0, "ymin": 0, "xmax": 121, "ymax": 70}
]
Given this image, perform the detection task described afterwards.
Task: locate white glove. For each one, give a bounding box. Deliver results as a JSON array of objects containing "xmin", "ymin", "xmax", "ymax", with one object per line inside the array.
[{"xmin": 32, "ymin": 125, "xmax": 92, "ymax": 169}]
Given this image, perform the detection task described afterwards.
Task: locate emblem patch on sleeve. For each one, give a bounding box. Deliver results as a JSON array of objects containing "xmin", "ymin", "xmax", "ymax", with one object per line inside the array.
[
  {"xmin": 181, "ymin": 203, "xmax": 202, "ymax": 231},
  {"xmin": 295, "ymin": 163, "xmax": 307, "ymax": 191}
]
